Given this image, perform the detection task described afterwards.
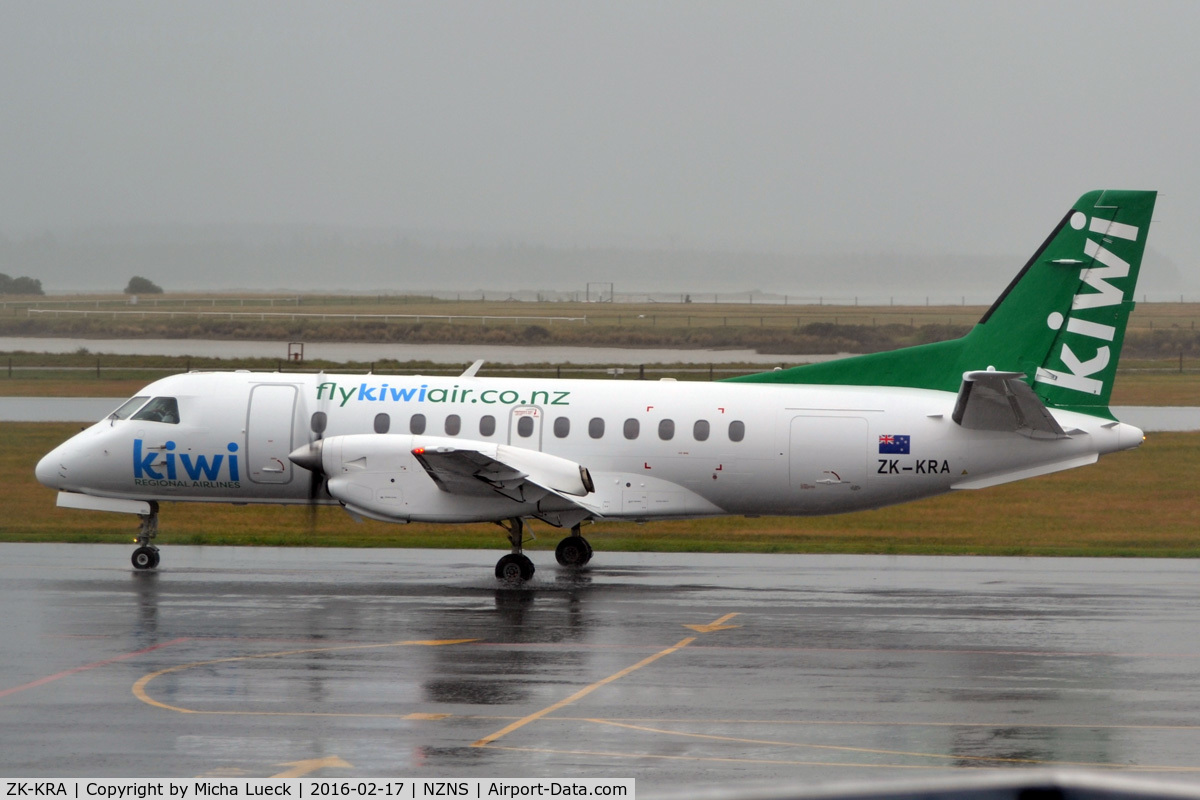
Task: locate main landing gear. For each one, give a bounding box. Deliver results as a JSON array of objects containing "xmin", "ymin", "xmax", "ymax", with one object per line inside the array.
[
  {"xmin": 554, "ymin": 524, "xmax": 593, "ymax": 568},
  {"xmin": 495, "ymin": 518, "xmax": 535, "ymax": 583},
  {"xmin": 131, "ymin": 502, "xmax": 160, "ymax": 570},
  {"xmin": 494, "ymin": 520, "xmax": 594, "ymax": 583}
]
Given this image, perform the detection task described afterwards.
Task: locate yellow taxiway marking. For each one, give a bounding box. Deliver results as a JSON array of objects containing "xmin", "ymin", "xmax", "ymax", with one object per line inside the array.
[
  {"xmin": 577, "ymin": 719, "xmax": 1200, "ymax": 773},
  {"xmin": 548, "ymin": 715, "xmax": 1200, "ymax": 731},
  {"xmin": 473, "ymin": 611, "xmax": 742, "ymax": 748},
  {"xmin": 684, "ymin": 612, "xmax": 741, "ymax": 633},
  {"xmin": 471, "ymin": 636, "xmax": 697, "ymax": 747},
  {"xmin": 1, "ymin": 637, "xmax": 189, "ymax": 700},
  {"xmin": 482, "ymin": 744, "xmax": 971, "ymax": 770},
  {"xmin": 271, "ymin": 756, "xmax": 353, "ymax": 779},
  {"xmin": 133, "ymin": 639, "xmax": 477, "ymax": 714},
  {"xmin": 484, "ymin": 743, "xmax": 1200, "ymax": 773}
]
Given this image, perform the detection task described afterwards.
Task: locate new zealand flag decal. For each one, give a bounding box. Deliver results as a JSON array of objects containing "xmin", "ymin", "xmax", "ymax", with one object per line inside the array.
[{"xmin": 878, "ymin": 434, "xmax": 911, "ymax": 454}]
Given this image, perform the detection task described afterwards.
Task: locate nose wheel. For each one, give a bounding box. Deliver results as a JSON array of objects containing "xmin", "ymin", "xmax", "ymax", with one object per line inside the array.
[
  {"xmin": 131, "ymin": 502, "xmax": 160, "ymax": 570},
  {"xmin": 132, "ymin": 546, "xmax": 160, "ymax": 570}
]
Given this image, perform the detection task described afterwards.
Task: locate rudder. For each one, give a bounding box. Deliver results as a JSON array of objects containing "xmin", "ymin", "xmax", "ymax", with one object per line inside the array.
[{"xmin": 1028, "ymin": 190, "xmax": 1156, "ymax": 414}]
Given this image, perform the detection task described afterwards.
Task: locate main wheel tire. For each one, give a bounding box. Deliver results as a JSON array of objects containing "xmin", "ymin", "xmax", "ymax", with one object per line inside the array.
[
  {"xmin": 132, "ymin": 546, "xmax": 157, "ymax": 570},
  {"xmin": 496, "ymin": 553, "xmax": 535, "ymax": 583},
  {"xmin": 555, "ymin": 537, "xmax": 590, "ymax": 567}
]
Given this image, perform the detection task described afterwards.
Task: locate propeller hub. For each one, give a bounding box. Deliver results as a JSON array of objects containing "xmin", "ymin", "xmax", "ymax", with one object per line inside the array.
[{"xmin": 288, "ymin": 441, "xmax": 324, "ymax": 473}]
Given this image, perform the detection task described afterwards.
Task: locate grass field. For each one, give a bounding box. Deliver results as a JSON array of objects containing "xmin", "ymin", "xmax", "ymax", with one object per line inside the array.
[
  {"xmin": 4, "ymin": 295, "xmax": 1199, "ymax": 357},
  {"xmin": 2, "ymin": 360, "xmax": 1197, "ymax": 404},
  {"xmin": 6, "ymin": 293, "xmax": 1199, "ymax": 329},
  {"xmin": 5, "ymin": 422, "xmax": 1197, "ymax": 557}
]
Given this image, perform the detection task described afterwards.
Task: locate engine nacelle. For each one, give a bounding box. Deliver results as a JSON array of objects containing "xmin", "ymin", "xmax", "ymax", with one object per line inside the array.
[{"xmin": 289, "ymin": 434, "xmax": 589, "ymax": 523}]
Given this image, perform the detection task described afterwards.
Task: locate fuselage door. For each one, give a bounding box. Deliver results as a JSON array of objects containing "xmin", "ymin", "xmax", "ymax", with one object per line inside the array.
[
  {"xmin": 790, "ymin": 415, "xmax": 868, "ymax": 493},
  {"xmin": 508, "ymin": 405, "xmax": 543, "ymax": 450},
  {"xmin": 247, "ymin": 384, "xmax": 297, "ymax": 484}
]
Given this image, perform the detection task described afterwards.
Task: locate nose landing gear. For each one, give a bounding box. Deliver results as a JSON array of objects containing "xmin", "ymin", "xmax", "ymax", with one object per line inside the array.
[
  {"xmin": 132, "ymin": 546, "xmax": 159, "ymax": 570},
  {"xmin": 131, "ymin": 502, "xmax": 160, "ymax": 570}
]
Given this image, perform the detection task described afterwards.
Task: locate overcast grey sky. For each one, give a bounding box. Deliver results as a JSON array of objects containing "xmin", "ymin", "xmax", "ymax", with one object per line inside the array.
[{"xmin": 1, "ymin": 1, "xmax": 1197, "ymax": 291}]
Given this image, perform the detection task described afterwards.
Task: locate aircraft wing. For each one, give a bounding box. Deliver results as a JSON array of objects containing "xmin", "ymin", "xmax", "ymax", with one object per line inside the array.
[
  {"xmin": 951, "ymin": 370, "xmax": 1068, "ymax": 439},
  {"xmin": 412, "ymin": 443, "xmax": 595, "ymax": 504}
]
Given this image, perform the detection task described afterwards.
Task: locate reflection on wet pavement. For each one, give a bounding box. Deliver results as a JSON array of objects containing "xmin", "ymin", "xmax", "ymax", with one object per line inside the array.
[{"xmin": 1, "ymin": 544, "xmax": 1198, "ymax": 791}]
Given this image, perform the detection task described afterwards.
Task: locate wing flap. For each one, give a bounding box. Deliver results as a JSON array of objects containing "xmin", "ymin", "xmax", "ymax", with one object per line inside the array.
[{"xmin": 412, "ymin": 442, "xmax": 594, "ymax": 504}]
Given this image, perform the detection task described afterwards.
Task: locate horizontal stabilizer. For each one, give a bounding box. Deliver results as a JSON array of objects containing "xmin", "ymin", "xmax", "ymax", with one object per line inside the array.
[
  {"xmin": 952, "ymin": 453, "xmax": 1098, "ymax": 489},
  {"xmin": 952, "ymin": 370, "xmax": 1067, "ymax": 439}
]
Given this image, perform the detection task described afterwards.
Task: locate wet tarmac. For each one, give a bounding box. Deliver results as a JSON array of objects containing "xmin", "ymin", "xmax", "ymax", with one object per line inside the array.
[{"xmin": 2, "ymin": 545, "xmax": 1199, "ymax": 793}]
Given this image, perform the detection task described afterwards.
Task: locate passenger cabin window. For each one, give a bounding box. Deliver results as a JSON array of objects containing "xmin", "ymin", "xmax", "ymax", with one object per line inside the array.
[
  {"xmin": 373, "ymin": 413, "xmax": 389, "ymax": 434},
  {"xmin": 410, "ymin": 414, "xmax": 426, "ymax": 435},
  {"xmin": 111, "ymin": 396, "xmax": 149, "ymax": 420},
  {"xmin": 445, "ymin": 414, "xmax": 461, "ymax": 435},
  {"xmin": 132, "ymin": 397, "xmax": 180, "ymax": 424},
  {"xmin": 588, "ymin": 417, "xmax": 605, "ymax": 439},
  {"xmin": 517, "ymin": 416, "xmax": 535, "ymax": 438},
  {"xmin": 658, "ymin": 419, "xmax": 675, "ymax": 441},
  {"xmin": 623, "ymin": 418, "xmax": 640, "ymax": 440},
  {"xmin": 728, "ymin": 420, "xmax": 746, "ymax": 442},
  {"xmin": 553, "ymin": 417, "xmax": 570, "ymax": 438},
  {"xmin": 480, "ymin": 415, "xmax": 496, "ymax": 437},
  {"xmin": 693, "ymin": 420, "xmax": 710, "ymax": 441}
]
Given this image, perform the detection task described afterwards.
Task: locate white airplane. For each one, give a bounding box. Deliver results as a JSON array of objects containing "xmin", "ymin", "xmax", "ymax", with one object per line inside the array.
[{"xmin": 36, "ymin": 190, "xmax": 1156, "ymax": 582}]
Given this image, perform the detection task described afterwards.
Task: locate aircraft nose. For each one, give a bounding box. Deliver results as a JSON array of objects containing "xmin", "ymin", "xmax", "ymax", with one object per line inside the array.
[{"xmin": 35, "ymin": 446, "xmax": 67, "ymax": 489}]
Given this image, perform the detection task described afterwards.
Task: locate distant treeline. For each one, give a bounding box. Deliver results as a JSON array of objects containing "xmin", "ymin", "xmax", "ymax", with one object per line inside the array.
[{"xmin": 0, "ymin": 273, "xmax": 44, "ymax": 295}]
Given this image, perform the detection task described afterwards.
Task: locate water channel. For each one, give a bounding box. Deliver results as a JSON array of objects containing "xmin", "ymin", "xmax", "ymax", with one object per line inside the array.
[{"xmin": 0, "ymin": 336, "xmax": 835, "ymax": 366}]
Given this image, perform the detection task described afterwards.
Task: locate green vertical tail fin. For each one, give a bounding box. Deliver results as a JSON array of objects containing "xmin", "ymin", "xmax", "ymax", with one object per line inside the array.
[{"xmin": 727, "ymin": 190, "xmax": 1157, "ymax": 417}]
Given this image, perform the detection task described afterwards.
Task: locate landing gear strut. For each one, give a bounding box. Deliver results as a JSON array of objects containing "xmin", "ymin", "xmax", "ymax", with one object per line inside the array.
[
  {"xmin": 554, "ymin": 524, "xmax": 593, "ymax": 568},
  {"xmin": 131, "ymin": 502, "xmax": 160, "ymax": 570},
  {"xmin": 494, "ymin": 517, "xmax": 535, "ymax": 583}
]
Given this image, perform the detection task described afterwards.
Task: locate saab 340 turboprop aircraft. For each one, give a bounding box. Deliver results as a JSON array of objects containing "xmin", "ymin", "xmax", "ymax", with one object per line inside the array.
[{"xmin": 37, "ymin": 190, "xmax": 1156, "ymax": 582}]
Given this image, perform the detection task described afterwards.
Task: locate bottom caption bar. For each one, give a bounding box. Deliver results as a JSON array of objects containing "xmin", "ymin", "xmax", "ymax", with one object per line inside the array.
[{"xmin": 2, "ymin": 781, "xmax": 635, "ymax": 800}]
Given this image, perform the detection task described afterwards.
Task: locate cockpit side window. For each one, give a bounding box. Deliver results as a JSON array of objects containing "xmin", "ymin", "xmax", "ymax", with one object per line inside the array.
[
  {"xmin": 110, "ymin": 396, "xmax": 150, "ymax": 420},
  {"xmin": 132, "ymin": 396, "xmax": 181, "ymax": 424}
]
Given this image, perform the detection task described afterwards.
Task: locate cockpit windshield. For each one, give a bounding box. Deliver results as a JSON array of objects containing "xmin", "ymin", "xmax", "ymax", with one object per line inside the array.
[
  {"xmin": 110, "ymin": 396, "xmax": 150, "ymax": 421},
  {"xmin": 131, "ymin": 396, "xmax": 181, "ymax": 424}
]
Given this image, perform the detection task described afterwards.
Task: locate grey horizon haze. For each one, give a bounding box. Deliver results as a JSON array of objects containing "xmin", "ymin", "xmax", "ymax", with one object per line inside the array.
[{"xmin": 1, "ymin": 1, "xmax": 1197, "ymax": 299}]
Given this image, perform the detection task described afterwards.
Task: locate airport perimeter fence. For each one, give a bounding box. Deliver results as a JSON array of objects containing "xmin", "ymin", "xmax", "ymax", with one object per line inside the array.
[
  {"xmin": 5, "ymin": 290, "xmax": 1200, "ymax": 309},
  {"xmin": 2, "ymin": 359, "xmax": 783, "ymax": 381},
  {"xmin": 5, "ymin": 355, "xmax": 1200, "ymax": 383},
  {"xmin": 11, "ymin": 306, "xmax": 1200, "ymax": 334}
]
